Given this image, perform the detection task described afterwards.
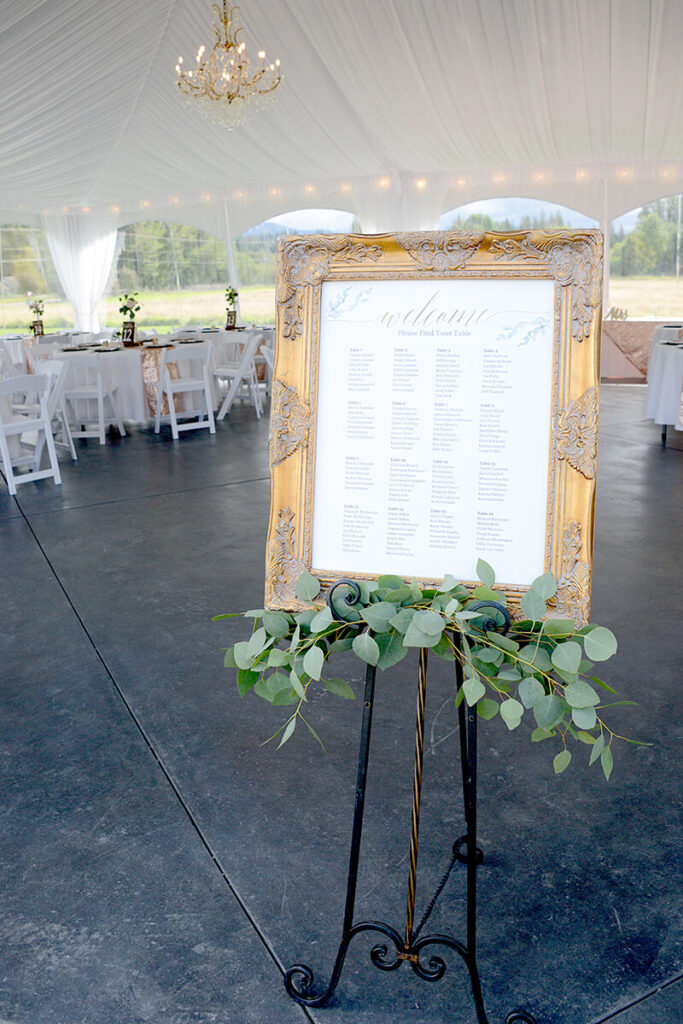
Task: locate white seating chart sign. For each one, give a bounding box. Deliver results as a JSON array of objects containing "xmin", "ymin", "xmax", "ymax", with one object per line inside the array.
[
  {"xmin": 311, "ymin": 279, "xmax": 555, "ymax": 586},
  {"xmin": 266, "ymin": 230, "xmax": 601, "ymax": 623}
]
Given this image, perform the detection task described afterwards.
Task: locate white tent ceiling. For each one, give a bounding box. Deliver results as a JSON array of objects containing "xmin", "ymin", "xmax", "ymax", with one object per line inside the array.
[{"xmin": 1, "ymin": 0, "xmax": 682, "ymax": 236}]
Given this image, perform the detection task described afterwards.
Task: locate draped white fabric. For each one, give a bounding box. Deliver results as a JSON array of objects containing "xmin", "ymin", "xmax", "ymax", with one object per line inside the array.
[
  {"xmin": 0, "ymin": 0, "xmax": 681, "ymax": 232},
  {"xmin": 41, "ymin": 213, "xmax": 118, "ymax": 332}
]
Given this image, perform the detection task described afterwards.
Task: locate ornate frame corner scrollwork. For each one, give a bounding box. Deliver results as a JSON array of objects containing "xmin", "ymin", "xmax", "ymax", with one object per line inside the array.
[
  {"xmin": 276, "ymin": 235, "xmax": 383, "ymax": 342},
  {"xmin": 547, "ymin": 520, "xmax": 591, "ymax": 624},
  {"xmin": 265, "ymin": 506, "xmax": 306, "ymax": 606},
  {"xmin": 270, "ymin": 380, "xmax": 310, "ymax": 467},
  {"xmin": 489, "ymin": 230, "xmax": 603, "ymax": 342}
]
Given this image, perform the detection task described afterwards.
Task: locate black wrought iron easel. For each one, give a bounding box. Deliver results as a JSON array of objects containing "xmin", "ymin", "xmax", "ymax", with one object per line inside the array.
[{"xmin": 284, "ymin": 581, "xmax": 538, "ymax": 1024}]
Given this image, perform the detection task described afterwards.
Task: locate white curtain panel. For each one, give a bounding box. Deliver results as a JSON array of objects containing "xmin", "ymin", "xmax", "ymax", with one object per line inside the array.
[{"xmin": 42, "ymin": 212, "xmax": 118, "ymax": 332}]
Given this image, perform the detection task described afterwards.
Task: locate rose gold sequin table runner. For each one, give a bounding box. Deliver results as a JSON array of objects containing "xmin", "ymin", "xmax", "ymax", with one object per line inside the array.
[
  {"xmin": 601, "ymin": 321, "xmax": 666, "ymax": 378},
  {"xmin": 140, "ymin": 347, "xmax": 181, "ymax": 416}
]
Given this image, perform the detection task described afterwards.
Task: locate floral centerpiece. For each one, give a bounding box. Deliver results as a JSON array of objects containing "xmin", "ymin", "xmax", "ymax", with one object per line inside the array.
[
  {"xmin": 27, "ymin": 294, "xmax": 45, "ymax": 335},
  {"xmin": 225, "ymin": 285, "xmax": 238, "ymax": 329},
  {"xmin": 118, "ymin": 292, "xmax": 141, "ymax": 321},
  {"xmin": 118, "ymin": 292, "xmax": 141, "ymax": 345}
]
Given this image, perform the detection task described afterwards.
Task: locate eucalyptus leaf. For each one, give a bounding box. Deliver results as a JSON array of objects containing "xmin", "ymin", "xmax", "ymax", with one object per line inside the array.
[
  {"xmin": 377, "ymin": 574, "xmax": 404, "ymax": 590},
  {"xmin": 476, "ymin": 558, "xmax": 495, "ymax": 586},
  {"xmin": 302, "ymin": 716, "xmax": 326, "ymax": 750},
  {"xmin": 564, "ymin": 680, "xmax": 600, "ymax": 708},
  {"xmin": 237, "ymin": 668, "xmax": 259, "ymax": 696},
  {"xmin": 330, "ymin": 636, "xmax": 354, "ymax": 653},
  {"xmin": 246, "ymin": 627, "xmax": 268, "ymax": 658},
  {"xmin": 542, "ymin": 618, "xmax": 577, "ymax": 637},
  {"xmin": 439, "ymin": 573, "xmax": 460, "ymax": 593},
  {"xmin": 520, "ymin": 588, "xmax": 546, "ymax": 620},
  {"xmin": 498, "ymin": 665, "xmax": 522, "ymax": 683},
  {"xmin": 223, "ymin": 648, "xmax": 238, "ymax": 668},
  {"xmin": 475, "ymin": 647, "xmax": 503, "ymax": 665},
  {"xmin": 272, "ymin": 687, "xmax": 298, "ymax": 706},
  {"xmin": 553, "ymin": 749, "xmax": 572, "ymax": 774},
  {"xmin": 500, "ymin": 698, "xmax": 524, "ymax": 730},
  {"xmin": 551, "ymin": 641, "xmax": 582, "ymax": 676},
  {"xmin": 413, "ymin": 609, "xmax": 444, "ymax": 636},
  {"xmin": 277, "ymin": 718, "xmax": 296, "ymax": 749},
  {"xmin": 571, "ymin": 706, "xmax": 597, "ymax": 730},
  {"xmin": 471, "ymin": 584, "xmax": 501, "ymax": 603},
  {"xmin": 476, "ymin": 697, "xmax": 499, "ymax": 720},
  {"xmin": 388, "ymin": 607, "xmax": 415, "ymax": 634},
  {"xmin": 253, "ymin": 671, "xmax": 290, "ymax": 702},
  {"xmin": 531, "ymin": 727, "xmax": 555, "ymax": 742},
  {"xmin": 325, "ymin": 678, "xmax": 355, "ymax": 699},
  {"xmin": 487, "ymin": 631, "xmax": 519, "ymax": 653},
  {"xmin": 361, "ymin": 602, "xmax": 398, "ymax": 632},
  {"xmin": 518, "ymin": 676, "xmax": 545, "ymax": 708},
  {"xmin": 589, "ymin": 733, "xmax": 605, "ymax": 765},
  {"xmin": 310, "ymin": 606, "xmax": 334, "ymax": 633},
  {"xmin": 267, "ymin": 648, "xmax": 290, "ymax": 668},
  {"xmin": 530, "ymin": 572, "xmax": 557, "ymax": 600},
  {"xmin": 289, "ymin": 625, "xmax": 301, "ymax": 653},
  {"xmin": 463, "ymin": 675, "xmax": 486, "ymax": 706},
  {"xmin": 352, "ymin": 631, "xmax": 380, "ymax": 666},
  {"xmin": 432, "ymin": 633, "xmax": 456, "ymax": 661},
  {"xmin": 376, "ymin": 630, "xmax": 409, "ymax": 670},
  {"xmin": 233, "ymin": 641, "xmax": 255, "ymax": 670},
  {"xmin": 584, "ymin": 626, "xmax": 618, "ymax": 662},
  {"xmin": 384, "ymin": 587, "xmax": 413, "ymax": 604},
  {"xmin": 262, "ymin": 610, "xmax": 291, "ymax": 638},
  {"xmin": 295, "ymin": 571, "xmax": 321, "ymax": 602},
  {"xmin": 519, "ymin": 644, "xmax": 552, "ymax": 674},
  {"xmin": 303, "ymin": 645, "xmax": 324, "ymax": 681},
  {"xmin": 533, "ymin": 694, "xmax": 566, "ymax": 730},
  {"xmin": 601, "ymin": 745, "xmax": 614, "ymax": 781},
  {"xmin": 403, "ymin": 620, "xmax": 442, "ymax": 648},
  {"xmin": 289, "ymin": 670, "xmax": 307, "ymax": 701}
]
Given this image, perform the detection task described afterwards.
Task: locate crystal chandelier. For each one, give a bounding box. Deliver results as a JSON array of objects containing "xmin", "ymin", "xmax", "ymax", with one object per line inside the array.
[{"xmin": 175, "ymin": 1, "xmax": 282, "ymax": 130}]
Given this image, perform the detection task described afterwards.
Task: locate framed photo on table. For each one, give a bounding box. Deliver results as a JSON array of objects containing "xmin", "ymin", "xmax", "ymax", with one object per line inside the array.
[{"xmin": 265, "ymin": 230, "xmax": 603, "ymax": 625}]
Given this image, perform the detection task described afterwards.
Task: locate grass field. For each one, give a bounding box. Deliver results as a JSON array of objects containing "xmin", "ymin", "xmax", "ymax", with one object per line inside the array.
[
  {"xmin": 2, "ymin": 277, "xmax": 683, "ymax": 332},
  {"xmin": 0, "ymin": 286, "xmax": 276, "ymax": 333}
]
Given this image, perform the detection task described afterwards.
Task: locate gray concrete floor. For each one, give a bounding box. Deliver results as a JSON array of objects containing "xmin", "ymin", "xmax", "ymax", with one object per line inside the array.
[{"xmin": 0, "ymin": 385, "xmax": 681, "ymax": 1024}]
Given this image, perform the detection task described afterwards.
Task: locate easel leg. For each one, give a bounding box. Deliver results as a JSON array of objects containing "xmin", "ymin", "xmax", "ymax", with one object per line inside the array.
[{"xmin": 284, "ymin": 660, "xmax": 382, "ymax": 1006}]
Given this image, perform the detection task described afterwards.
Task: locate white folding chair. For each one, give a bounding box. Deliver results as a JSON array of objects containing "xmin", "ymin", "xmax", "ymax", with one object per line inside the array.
[
  {"xmin": 0, "ymin": 342, "xmax": 20, "ymax": 379},
  {"xmin": 154, "ymin": 344, "xmax": 216, "ymax": 439},
  {"xmin": 214, "ymin": 333, "xmax": 265, "ymax": 420},
  {"xmin": 0, "ymin": 374, "xmax": 61, "ymax": 496},
  {"xmin": 260, "ymin": 345, "xmax": 275, "ymax": 396},
  {"xmin": 35, "ymin": 360, "xmax": 78, "ymax": 460},
  {"xmin": 62, "ymin": 354, "xmax": 126, "ymax": 444}
]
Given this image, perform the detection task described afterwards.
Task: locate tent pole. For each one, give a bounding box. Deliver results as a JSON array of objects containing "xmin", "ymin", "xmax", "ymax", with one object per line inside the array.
[
  {"xmin": 602, "ymin": 179, "xmax": 610, "ymax": 313},
  {"xmin": 223, "ymin": 201, "xmax": 241, "ymax": 323}
]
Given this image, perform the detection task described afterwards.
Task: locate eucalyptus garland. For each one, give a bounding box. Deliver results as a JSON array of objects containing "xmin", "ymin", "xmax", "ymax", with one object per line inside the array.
[{"xmin": 217, "ymin": 560, "xmax": 641, "ymax": 779}]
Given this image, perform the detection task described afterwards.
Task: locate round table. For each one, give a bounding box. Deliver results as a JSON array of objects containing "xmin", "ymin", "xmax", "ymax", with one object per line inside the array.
[{"xmin": 645, "ymin": 339, "xmax": 683, "ymax": 446}]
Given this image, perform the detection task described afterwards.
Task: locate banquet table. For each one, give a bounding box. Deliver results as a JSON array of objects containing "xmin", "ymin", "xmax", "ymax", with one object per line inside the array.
[
  {"xmin": 644, "ymin": 338, "xmax": 683, "ymax": 444},
  {"xmin": 56, "ymin": 326, "xmax": 275, "ymax": 423}
]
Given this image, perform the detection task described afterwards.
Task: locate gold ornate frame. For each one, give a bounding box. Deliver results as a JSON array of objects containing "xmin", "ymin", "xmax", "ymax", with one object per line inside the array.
[{"xmin": 265, "ymin": 230, "xmax": 602, "ymax": 625}]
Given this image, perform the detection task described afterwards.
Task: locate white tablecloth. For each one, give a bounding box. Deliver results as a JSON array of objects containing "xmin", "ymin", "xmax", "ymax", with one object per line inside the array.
[
  {"xmin": 645, "ymin": 341, "xmax": 683, "ymax": 429},
  {"xmin": 32, "ymin": 327, "xmax": 276, "ymax": 424},
  {"xmin": 58, "ymin": 348, "xmax": 147, "ymax": 421}
]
